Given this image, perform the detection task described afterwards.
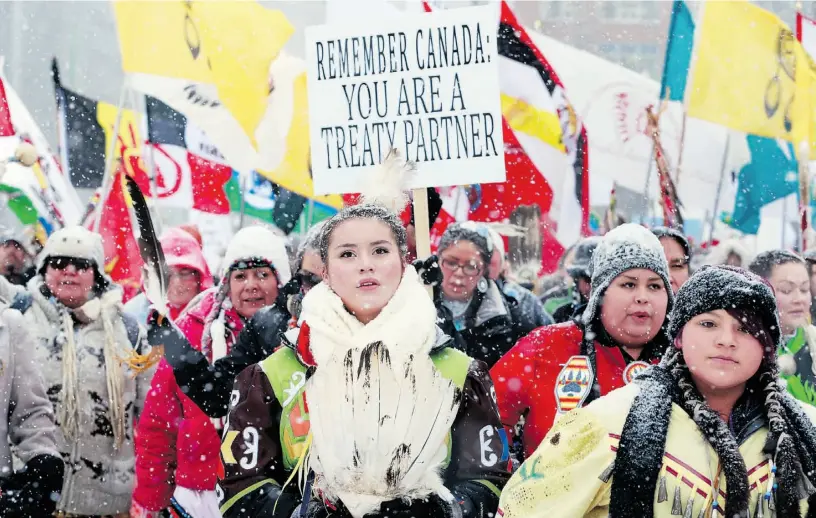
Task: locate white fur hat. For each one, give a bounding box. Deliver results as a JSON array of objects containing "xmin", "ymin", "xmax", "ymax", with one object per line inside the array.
[
  {"xmin": 221, "ymin": 226, "xmax": 292, "ymax": 286},
  {"xmin": 37, "ymin": 226, "xmax": 106, "ymax": 276}
]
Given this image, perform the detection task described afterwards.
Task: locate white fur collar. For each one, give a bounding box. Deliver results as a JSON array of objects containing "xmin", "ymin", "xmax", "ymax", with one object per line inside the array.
[
  {"xmin": 28, "ymin": 277, "xmax": 123, "ymax": 324},
  {"xmin": 301, "ymin": 267, "xmax": 460, "ymax": 517},
  {"xmin": 299, "ymin": 267, "xmax": 438, "ymax": 367}
]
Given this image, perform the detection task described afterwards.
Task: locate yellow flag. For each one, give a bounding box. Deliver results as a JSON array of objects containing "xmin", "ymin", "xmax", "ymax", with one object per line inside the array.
[
  {"xmin": 688, "ymin": 0, "xmax": 816, "ymax": 148},
  {"xmin": 114, "ymin": 1, "xmax": 293, "ymax": 148},
  {"xmin": 256, "ymin": 71, "xmax": 343, "ymax": 209}
]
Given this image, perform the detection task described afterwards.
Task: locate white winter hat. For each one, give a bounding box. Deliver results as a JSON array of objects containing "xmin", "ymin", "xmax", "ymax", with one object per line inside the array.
[
  {"xmin": 37, "ymin": 226, "xmax": 106, "ymax": 276},
  {"xmin": 221, "ymin": 226, "xmax": 291, "ymax": 286},
  {"xmin": 486, "ymin": 226, "xmax": 505, "ymax": 261}
]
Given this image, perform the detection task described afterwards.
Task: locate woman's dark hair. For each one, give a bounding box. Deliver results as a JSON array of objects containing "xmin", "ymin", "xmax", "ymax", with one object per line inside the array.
[
  {"xmin": 317, "ymin": 204, "xmax": 408, "ymax": 264},
  {"xmin": 748, "ymin": 249, "xmax": 805, "ymax": 280}
]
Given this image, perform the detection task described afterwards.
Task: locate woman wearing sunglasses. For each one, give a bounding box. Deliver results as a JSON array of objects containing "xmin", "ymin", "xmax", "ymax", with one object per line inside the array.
[
  {"xmin": 133, "ymin": 226, "xmax": 291, "ymax": 518},
  {"xmin": 286, "ymin": 221, "xmax": 326, "ymax": 326},
  {"xmin": 0, "ymin": 226, "xmax": 155, "ymax": 518},
  {"xmin": 435, "ymin": 222, "xmax": 536, "ymax": 368}
]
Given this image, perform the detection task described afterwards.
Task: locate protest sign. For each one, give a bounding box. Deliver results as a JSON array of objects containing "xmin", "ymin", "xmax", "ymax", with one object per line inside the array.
[{"xmin": 305, "ymin": 5, "xmax": 504, "ymax": 195}]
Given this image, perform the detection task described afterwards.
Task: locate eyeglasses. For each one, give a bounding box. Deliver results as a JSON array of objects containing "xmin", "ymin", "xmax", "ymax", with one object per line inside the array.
[
  {"xmin": 46, "ymin": 256, "xmax": 93, "ymax": 272},
  {"xmin": 297, "ymin": 271, "xmax": 322, "ymax": 290},
  {"xmin": 440, "ymin": 257, "xmax": 482, "ymax": 276},
  {"xmin": 169, "ymin": 268, "xmax": 200, "ymax": 281}
]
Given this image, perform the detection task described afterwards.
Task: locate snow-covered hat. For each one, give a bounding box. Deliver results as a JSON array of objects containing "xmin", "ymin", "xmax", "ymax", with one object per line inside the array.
[
  {"xmin": 37, "ymin": 226, "xmax": 108, "ymax": 280},
  {"xmin": 582, "ymin": 224, "xmax": 674, "ymax": 326},
  {"xmin": 566, "ymin": 236, "xmax": 602, "ymax": 280},
  {"xmin": 294, "ymin": 221, "xmax": 325, "ymax": 272},
  {"xmin": 438, "ymin": 222, "xmax": 493, "ymax": 266},
  {"xmin": 651, "ymin": 226, "xmax": 691, "ymax": 262},
  {"xmin": 668, "ymin": 265, "xmax": 780, "ymax": 349},
  {"xmin": 221, "ymin": 226, "xmax": 291, "ymax": 286},
  {"xmin": 160, "ymin": 227, "xmax": 213, "ymax": 290},
  {"xmin": 0, "ymin": 222, "xmax": 38, "ymax": 257}
]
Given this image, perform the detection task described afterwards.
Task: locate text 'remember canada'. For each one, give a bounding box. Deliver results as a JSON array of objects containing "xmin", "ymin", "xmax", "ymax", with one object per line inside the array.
[{"xmin": 315, "ymin": 24, "xmax": 497, "ymax": 168}]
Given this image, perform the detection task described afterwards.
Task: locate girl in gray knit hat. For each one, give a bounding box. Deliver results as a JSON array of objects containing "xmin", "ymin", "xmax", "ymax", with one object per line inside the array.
[{"xmin": 498, "ymin": 265, "xmax": 816, "ymax": 518}]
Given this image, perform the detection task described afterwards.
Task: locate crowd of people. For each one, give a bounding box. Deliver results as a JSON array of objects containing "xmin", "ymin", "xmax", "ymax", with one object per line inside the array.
[{"xmin": 1, "ymin": 167, "xmax": 816, "ymax": 517}]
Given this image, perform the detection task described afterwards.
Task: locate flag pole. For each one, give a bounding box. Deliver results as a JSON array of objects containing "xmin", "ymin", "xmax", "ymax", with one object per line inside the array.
[
  {"xmin": 305, "ymin": 197, "xmax": 315, "ymax": 230},
  {"xmin": 412, "ymin": 187, "xmax": 433, "ymax": 298},
  {"xmin": 51, "ymin": 58, "xmax": 70, "ymax": 177},
  {"xmin": 707, "ymin": 132, "xmax": 729, "ymax": 243},
  {"xmin": 799, "ymin": 140, "xmax": 810, "ymax": 251},
  {"xmin": 94, "ymin": 81, "xmax": 129, "ymax": 233},
  {"xmin": 642, "ymin": 142, "xmax": 655, "ymax": 221},
  {"xmin": 795, "ymin": 0, "xmax": 809, "ymax": 252},
  {"xmin": 134, "ymin": 89, "xmax": 163, "ymax": 236},
  {"xmin": 237, "ymin": 171, "xmax": 249, "ymax": 230},
  {"xmin": 675, "ymin": 0, "xmax": 707, "ymax": 189}
]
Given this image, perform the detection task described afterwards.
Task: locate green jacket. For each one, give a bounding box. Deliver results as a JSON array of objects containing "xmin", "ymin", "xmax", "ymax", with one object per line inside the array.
[
  {"xmin": 217, "ymin": 329, "xmax": 510, "ymax": 518},
  {"xmin": 780, "ymin": 326, "xmax": 816, "ymax": 406}
]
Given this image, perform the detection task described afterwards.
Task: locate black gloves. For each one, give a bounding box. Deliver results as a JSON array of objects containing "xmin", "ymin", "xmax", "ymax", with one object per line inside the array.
[
  {"xmin": 146, "ymin": 309, "xmax": 196, "ymax": 369},
  {"xmin": 291, "ymin": 500, "xmax": 352, "ymax": 518},
  {"xmin": 376, "ymin": 494, "xmax": 461, "ymax": 518},
  {"xmin": 0, "ymin": 454, "xmax": 64, "ymax": 517},
  {"xmin": 294, "ymin": 495, "xmax": 460, "ymax": 518},
  {"xmin": 412, "ymin": 255, "xmax": 443, "ymax": 287}
]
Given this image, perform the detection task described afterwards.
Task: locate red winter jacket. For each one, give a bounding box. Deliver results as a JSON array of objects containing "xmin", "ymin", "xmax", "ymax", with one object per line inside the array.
[
  {"xmin": 490, "ymin": 321, "xmax": 659, "ymax": 459},
  {"xmin": 133, "ymin": 289, "xmax": 244, "ymax": 511}
]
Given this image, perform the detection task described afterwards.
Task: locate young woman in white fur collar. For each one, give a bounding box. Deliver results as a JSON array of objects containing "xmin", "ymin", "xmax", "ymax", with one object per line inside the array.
[{"xmin": 217, "ymin": 176, "xmax": 509, "ymax": 518}]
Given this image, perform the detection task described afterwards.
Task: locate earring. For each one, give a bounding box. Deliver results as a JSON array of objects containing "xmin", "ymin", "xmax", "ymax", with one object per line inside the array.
[{"xmin": 477, "ymin": 277, "xmax": 488, "ymax": 293}]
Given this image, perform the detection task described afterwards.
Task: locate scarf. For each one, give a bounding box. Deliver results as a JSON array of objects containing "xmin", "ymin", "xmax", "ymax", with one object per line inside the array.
[
  {"xmin": 299, "ymin": 267, "xmax": 462, "ymax": 518},
  {"xmin": 56, "ymin": 289, "xmax": 128, "ymax": 449},
  {"xmin": 610, "ymin": 348, "xmax": 816, "ymax": 518}
]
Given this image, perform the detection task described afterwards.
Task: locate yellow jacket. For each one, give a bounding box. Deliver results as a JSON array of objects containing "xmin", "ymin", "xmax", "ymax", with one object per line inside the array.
[{"xmin": 497, "ymin": 383, "xmax": 816, "ymax": 518}]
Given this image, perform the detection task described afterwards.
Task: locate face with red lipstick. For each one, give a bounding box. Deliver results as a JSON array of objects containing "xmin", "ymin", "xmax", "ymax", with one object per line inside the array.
[
  {"xmin": 677, "ymin": 309, "xmax": 765, "ymax": 392},
  {"xmin": 323, "ymin": 218, "xmax": 404, "ymax": 324},
  {"xmin": 599, "ymin": 268, "xmax": 669, "ymax": 348}
]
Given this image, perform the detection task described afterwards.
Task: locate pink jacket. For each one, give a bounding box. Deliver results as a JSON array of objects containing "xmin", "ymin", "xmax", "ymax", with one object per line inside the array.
[{"xmin": 133, "ymin": 289, "xmax": 244, "ymax": 511}]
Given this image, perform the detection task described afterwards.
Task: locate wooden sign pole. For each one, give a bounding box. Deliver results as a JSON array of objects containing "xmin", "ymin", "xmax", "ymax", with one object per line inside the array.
[{"xmin": 412, "ymin": 187, "xmax": 433, "ymax": 297}]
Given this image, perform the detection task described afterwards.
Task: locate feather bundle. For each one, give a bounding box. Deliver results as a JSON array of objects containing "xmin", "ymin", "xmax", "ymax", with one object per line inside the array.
[
  {"xmin": 300, "ymin": 267, "xmax": 462, "ymax": 518},
  {"xmin": 126, "ymin": 175, "xmax": 169, "ymax": 316},
  {"xmin": 358, "ymin": 149, "xmax": 416, "ymax": 214},
  {"xmin": 486, "ymin": 222, "xmax": 528, "ymax": 238}
]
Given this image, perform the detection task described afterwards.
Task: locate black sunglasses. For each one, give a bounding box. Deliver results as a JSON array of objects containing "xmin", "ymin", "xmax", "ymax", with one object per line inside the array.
[
  {"xmin": 297, "ymin": 271, "xmax": 322, "ymax": 289},
  {"xmin": 46, "ymin": 256, "xmax": 93, "ymax": 272}
]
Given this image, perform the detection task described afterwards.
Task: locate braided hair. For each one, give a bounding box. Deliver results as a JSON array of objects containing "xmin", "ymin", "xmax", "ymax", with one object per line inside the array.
[{"xmin": 611, "ymin": 266, "xmax": 816, "ymax": 517}]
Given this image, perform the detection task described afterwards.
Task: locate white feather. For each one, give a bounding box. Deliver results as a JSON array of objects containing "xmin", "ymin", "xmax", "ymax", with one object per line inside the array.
[
  {"xmin": 301, "ymin": 268, "xmax": 461, "ymax": 518},
  {"xmin": 486, "ymin": 222, "xmax": 528, "ymax": 238},
  {"xmin": 144, "ymin": 265, "xmax": 168, "ymax": 316},
  {"xmin": 358, "ymin": 149, "xmax": 416, "ymax": 214},
  {"xmin": 209, "ymin": 316, "xmax": 228, "ymax": 361}
]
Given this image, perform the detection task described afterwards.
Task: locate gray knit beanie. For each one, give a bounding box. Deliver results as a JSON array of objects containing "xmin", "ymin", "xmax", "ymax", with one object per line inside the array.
[
  {"xmin": 437, "ymin": 222, "xmax": 493, "ymax": 266},
  {"xmin": 582, "ymin": 224, "xmax": 674, "ymax": 326},
  {"xmin": 668, "ymin": 264, "xmax": 780, "ymax": 348}
]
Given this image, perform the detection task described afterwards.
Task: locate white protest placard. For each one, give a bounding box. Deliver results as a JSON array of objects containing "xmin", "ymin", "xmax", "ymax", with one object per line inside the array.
[{"xmin": 305, "ymin": 5, "xmax": 505, "ymax": 195}]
